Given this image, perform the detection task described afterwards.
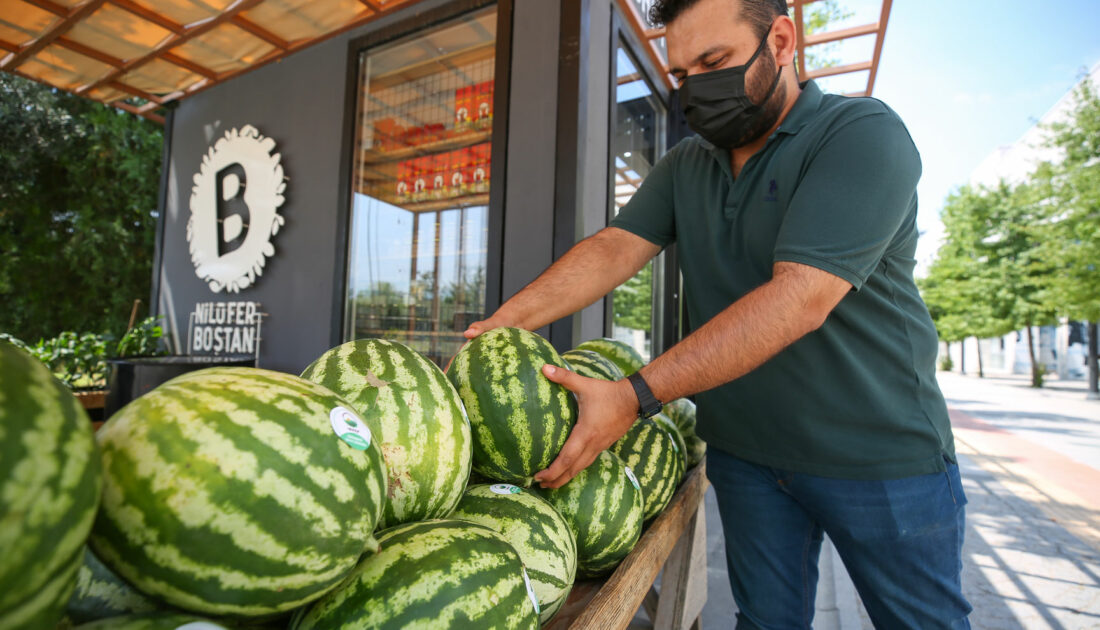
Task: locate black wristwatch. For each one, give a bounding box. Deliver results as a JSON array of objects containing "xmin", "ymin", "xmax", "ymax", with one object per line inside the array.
[{"xmin": 627, "ymin": 372, "xmax": 663, "ymax": 418}]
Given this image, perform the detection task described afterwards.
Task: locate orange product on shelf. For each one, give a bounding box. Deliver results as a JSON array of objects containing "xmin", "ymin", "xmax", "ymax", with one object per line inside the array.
[
  {"xmin": 448, "ymin": 148, "xmax": 468, "ymax": 192},
  {"xmin": 454, "ymin": 86, "xmax": 472, "ymax": 129},
  {"xmin": 431, "ymin": 152, "xmax": 450, "ymax": 199},
  {"xmin": 412, "ymin": 156, "xmax": 432, "ymax": 201},
  {"xmin": 474, "ymin": 80, "xmax": 494, "ymax": 123},
  {"xmin": 395, "ymin": 160, "xmax": 413, "ymax": 198},
  {"xmin": 372, "ymin": 118, "xmax": 403, "ymax": 152}
]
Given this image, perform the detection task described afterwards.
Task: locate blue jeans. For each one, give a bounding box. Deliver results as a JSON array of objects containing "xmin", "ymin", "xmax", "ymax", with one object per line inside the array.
[{"xmin": 707, "ymin": 448, "xmax": 972, "ymax": 629}]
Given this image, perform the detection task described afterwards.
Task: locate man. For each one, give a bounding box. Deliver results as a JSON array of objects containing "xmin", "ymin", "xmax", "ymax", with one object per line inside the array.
[{"xmin": 464, "ymin": 0, "xmax": 971, "ymax": 627}]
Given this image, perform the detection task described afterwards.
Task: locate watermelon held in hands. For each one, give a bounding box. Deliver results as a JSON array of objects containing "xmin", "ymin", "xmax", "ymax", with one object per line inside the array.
[
  {"xmin": 533, "ymin": 450, "xmax": 643, "ymax": 579},
  {"xmin": 446, "ymin": 327, "xmax": 576, "ymax": 485},
  {"xmin": 572, "ymin": 338, "xmax": 645, "ymax": 376},
  {"xmin": 291, "ymin": 519, "xmax": 540, "ymax": 630},
  {"xmin": 301, "ymin": 339, "xmax": 473, "ymax": 529},
  {"xmin": 90, "ymin": 367, "xmax": 388, "ymax": 618},
  {"xmin": 561, "ymin": 349, "xmax": 625, "ymax": 381},
  {"xmin": 450, "ymin": 484, "xmax": 577, "ymax": 624},
  {"xmin": 611, "ymin": 416, "xmax": 686, "ymax": 521},
  {"xmin": 0, "ymin": 341, "xmax": 101, "ymax": 630}
]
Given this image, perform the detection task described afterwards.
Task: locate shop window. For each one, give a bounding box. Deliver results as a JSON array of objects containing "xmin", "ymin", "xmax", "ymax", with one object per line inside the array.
[
  {"xmin": 344, "ymin": 6, "xmax": 496, "ymax": 366},
  {"xmin": 610, "ymin": 44, "xmax": 666, "ymax": 361}
]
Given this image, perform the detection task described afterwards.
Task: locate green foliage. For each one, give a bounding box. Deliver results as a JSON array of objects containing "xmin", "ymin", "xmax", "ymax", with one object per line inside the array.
[
  {"xmin": 0, "ymin": 73, "xmax": 163, "ymax": 343},
  {"xmin": 613, "ymin": 261, "xmax": 652, "ymax": 332},
  {"xmin": 116, "ymin": 316, "xmax": 168, "ymax": 358},
  {"xmin": 799, "ymin": 0, "xmax": 856, "ymax": 71},
  {"xmin": 27, "ymin": 331, "xmax": 112, "ymax": 389},
  {"xmin": 1035, "ymin": 77, "xmax": 1100, "ymax": 322}
]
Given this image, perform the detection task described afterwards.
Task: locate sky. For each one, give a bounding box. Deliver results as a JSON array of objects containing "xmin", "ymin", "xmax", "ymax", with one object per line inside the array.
[{"xmin": 814, "ymin": 0, "xmax": 1100, "ymax": 274}]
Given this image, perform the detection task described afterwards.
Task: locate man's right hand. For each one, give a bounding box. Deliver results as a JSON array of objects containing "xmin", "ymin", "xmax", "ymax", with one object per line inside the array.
[{"xmin": 462, "ymin": 313, "xmax": 521, "ymax": 339}]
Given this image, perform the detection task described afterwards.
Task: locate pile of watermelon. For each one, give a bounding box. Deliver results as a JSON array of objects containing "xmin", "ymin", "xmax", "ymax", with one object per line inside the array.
[{"xmin": 0, "ymin": 328, "xmax": 703, "ymax": 629}]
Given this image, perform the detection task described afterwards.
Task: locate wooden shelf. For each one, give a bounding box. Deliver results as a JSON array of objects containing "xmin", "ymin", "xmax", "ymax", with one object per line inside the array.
[
  {"xmin": 359, "ymin": 125, "xmax": 492, "ymax": 166},
  {"xmin": 351, "ymin": 189, "xmax": 490, "ymax": 213},
  {"xmin": 368, "ymin": 42, "xmax": 496, "ymax": 92}
]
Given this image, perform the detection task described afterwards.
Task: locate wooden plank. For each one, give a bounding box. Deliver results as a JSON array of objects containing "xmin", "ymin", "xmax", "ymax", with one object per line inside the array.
[
  {"xmin": 803, "ymin": 22, "xmax": 879, "ymax": 47},
  {"xmin": 161, "ymin": 51, "xmax": 217, "ymax": 79},
  {"xmin": 232, "ymin": 15, "xmax": 290, "ymax": 50},
  {"xmin": 56, "ymin": 35, "xmax": 123, "ymax": 67},
  {"xmin": 804, "ymin": 60, "xmax": 872, "ymax": 80},
  {"xmin": 555, "ymin": 462, "xmax": 709, "ymax": 630},
  {"xmin": 653, "ymin": 501, "xmax": 708, "ymax": 630},
  {"xmin": 614, "ymin": 0, "xmax": 674, "ymax": 92},
  {"xmin": 22, "ymin": 0, "xmax": 68, "ymax": 17},
  {"xmin": 865, "ymin": 0, "xmax": 892, "ymax": 96},
  {"xmin": 109, "ymin": 0, "xmax": 184, "ymax": 34}
]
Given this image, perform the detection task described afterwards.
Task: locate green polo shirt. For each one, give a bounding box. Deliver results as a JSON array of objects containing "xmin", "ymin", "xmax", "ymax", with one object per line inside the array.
[{"xmin": 610, "ymin": 80, "xmax": 955, "ymax": 479}]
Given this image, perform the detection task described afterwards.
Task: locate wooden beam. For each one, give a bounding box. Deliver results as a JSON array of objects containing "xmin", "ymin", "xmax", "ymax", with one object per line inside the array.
[
  {"xmin": 78, "ymin": 0, "xmax": 265, "ymax": 96},
  {"xmin": 804, "ymin": 59, "xmax": 872, "ymax": 80},
  {"xmin": 107, "ymin": 79, "xmax": 164, "ymax": 104},
  {"xmin": 56, "ymin": 35, "xmax": 123, "ymax": 67},
  {"xmin": 0, "ymin": 39, "xmax": 20, "ymax": 53},
  {"xmin": 644, "ymin": 27, "xmax": 664, "ymax": 40},
  {"xmin": 232, "ymin": 15, "xmax": 290, "ymax": 50},
  {"xmin": 108, "ymin": 0, "xmax": 184, "ymax": 34},
  {"xmin": 114, "ymin": 99, "xmax": 164, "ymax": 123},
  {"xmin": 357, "ymin": 0, "xmax": 384, "ymax": 11},
  {"xmin": 160, "ymin": 51, "xmax": 217, "ymax": 79},
  {"xmin": 803, "ymin": 22, "xmax": 879, "ymax": 47},
  {"xmin": 865, "ymin": 0, "xmax": 892, "ymax": 96},
  {"xmin": 614, "ymin": 0, "xmax": 674, "ymax": 91},
  {"xmin": 2, "ymin": 0, "xmax": 107, "ymax": 71},
  {"xmin": 793, "ymin": 0, "xmax": 806, "ymax": 78}
]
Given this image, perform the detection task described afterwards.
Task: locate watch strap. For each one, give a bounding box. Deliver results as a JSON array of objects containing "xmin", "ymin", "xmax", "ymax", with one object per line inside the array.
[{"xmin": 627, "ymin": 372, "xmax": 663, "ymax": 418}]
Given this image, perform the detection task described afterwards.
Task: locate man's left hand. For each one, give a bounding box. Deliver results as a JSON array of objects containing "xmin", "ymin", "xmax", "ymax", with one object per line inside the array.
[{"xmin": 534, "ymin": 364, "xmax": 639, "ymax": 488}]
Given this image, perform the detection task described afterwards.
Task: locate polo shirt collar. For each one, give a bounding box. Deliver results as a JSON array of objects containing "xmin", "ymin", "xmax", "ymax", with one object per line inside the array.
[{"xmin": 695, "ymin": 79, "xmax": 824, "ymax": 153}]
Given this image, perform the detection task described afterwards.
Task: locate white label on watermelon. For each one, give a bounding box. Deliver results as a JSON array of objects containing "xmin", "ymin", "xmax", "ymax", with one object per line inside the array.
[
  {"xmin": 490, "ymin": 484, "xmax": 523, "ymax": 495},
  {"xmin": 330, "ymin": 406, "xmax": 372, "ymax": 451},
  {"xmin": 176, "ymin": 624, "xmax": 228, "ymax": 630},
  {"xmin": 666, "ymin": 431, "xmax": 680, "ymax": 453},
  {"xmin": 624, "ymin": 466, "xmax": 641, "ymax": 491},
  {"xmin": 522, "ymin": 568, "xmax": 540, "ymax": 614}
]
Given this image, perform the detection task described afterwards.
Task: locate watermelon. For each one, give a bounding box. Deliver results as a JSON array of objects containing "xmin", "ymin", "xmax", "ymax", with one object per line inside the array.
[
  {"xmin": 291, "ymin": 520, "xmax": 540, "ymax": 630},
  {"xmin": 0, "ymin": 341, "xmax": 101, "ymax": 629},
  {"xmin": 533, "ymin": 450, "xmax": 643, "ymax": 578},
  {"xmin": 663, "ymin": 398, "xmax": 706, "ymax": 468},
  {"xmin": 611, "ymin": 417, "xmax": 685, "ymax": 521},
  {"xmin": 450, "ymin": 484, "xmax": 576, "ymax": 624},
  {"xmin": 66, "ymin": 547, "xmax": 159, "ymax": 624},
  {"xmin": 90, "ymin": 367, "xmax": 388, "ymax": 618},
  {"xmin": 73, "ymin": 612, "xmax": 228, "ymax": 629},
  {"xmin": 301, "ymin": 339, "xmax": 472, "ymax": 528},
  {"xmin": 650, "ymin": 413, "xmax": 688, "ymax": 484},
  {"xmin": 446, "ymin": 327, "xmax": 576, "ymax": 485},
  {"xmin": 572, "ymin": 338, "xmax": 645, "ymax": 376},
  {"xmin": 561, "ymin": 349, "xmax": 625, "ymax": 381}
]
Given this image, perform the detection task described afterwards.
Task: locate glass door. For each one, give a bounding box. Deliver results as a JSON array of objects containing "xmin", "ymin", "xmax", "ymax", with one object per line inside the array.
[
  {"xmin": 610, "ymin": 43, "xmax": 667, "ymax": 361},
  {"xmin": 344, "ymin": 6, "xmax": 497, "ymax": 366}
]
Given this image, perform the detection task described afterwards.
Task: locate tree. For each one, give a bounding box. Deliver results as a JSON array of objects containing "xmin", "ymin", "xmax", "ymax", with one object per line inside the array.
[
  {"xmin": 1034, "ymin": 76, "xmax": 1100, "ymax": 395},
  {"xmin": 613, "ymin": 260, "xmax": 652, "ymax": 332},
  {"xmin": 799, "ymin": 0, "xmax": 855, "ymax": 71},
  {"xmin": 0, "ymin": 74, "xmax": 163, "ymax": 342}
]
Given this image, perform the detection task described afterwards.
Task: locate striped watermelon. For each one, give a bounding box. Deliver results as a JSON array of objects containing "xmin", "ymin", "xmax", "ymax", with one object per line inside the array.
[
  {"xmin": 650, "ymin": 413, "xmax": 688, "ymax": 484},
  {"xmin": 533, "ymin": 450, "xmax": 643, "ymax": 578},
  {"xmin": 66, "ymin": 547, "xmax": 158, "ymax": 624},
  {"xmin": 90, "ymin": 367, "xmax": 388, "ymax": 618},
  {"xmin": 0, "ymin": 341, "xmax": 101, "ymax": 630},
  {"xmin": 291, "ymin": 520, "xmax": 540, "ymax": 630},
  {"xmin": 446, "ymin": 327, "xmax": 576, "ymax": 485},
  {"xmin": 611, "ymin": 417, "xmax": 685, "ymax": 521},
  {"xmin": 301, "ymin": 339, "xmax": 472, "ymax": 528},
  {"xmin": 73, "ymin": 612, "xmax": 228, "ymax": 629},
  {"xmin": 572, "ymin": 338, "xmax": 645, "ymax": 376},
  {"xmin": 450, "ymin": 484, "xmax": 576, "ymax": 624},
  {"xmin": 561, "ymin": 349, "xmax": 624, "ymax": 381},
  {"xmin": 663, "ymin": 398, "xmax": 706, "ymax": 468}
]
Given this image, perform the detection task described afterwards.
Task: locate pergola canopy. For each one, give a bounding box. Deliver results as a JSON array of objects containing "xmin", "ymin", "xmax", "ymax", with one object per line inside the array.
[{"xmin": 1, "ymin": 0, "xmax": 891, "ymax": 123}]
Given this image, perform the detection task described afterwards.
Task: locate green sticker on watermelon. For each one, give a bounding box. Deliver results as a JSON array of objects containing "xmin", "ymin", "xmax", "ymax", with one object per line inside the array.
[
  {"xmin": 330, "ymin": 406, "xmax": 372, "ymax": 451},
  {"xmin": 624, "ymin": 466, "xmax": 641, "ymax": 491}
]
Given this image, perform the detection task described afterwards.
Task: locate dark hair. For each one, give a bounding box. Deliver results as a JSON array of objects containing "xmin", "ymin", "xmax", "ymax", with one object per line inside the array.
[{"xmin": 648, "ymin": 0, "xmax": 789, "ymax": 38}]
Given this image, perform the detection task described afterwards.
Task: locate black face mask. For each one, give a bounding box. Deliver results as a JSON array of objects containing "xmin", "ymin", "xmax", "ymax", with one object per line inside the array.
[{"xmin": 679, "ymin": 31, "xmax": 783, "ymax": 149}]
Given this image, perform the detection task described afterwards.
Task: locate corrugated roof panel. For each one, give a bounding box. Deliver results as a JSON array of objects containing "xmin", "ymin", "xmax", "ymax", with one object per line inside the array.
[
  {"xmin": 21, "ymin": 43, "xmax": 112, "ymax": 90},
  {"xmin": 0, "ymin": 1, "xmax": 59, "ymax": 48},
  {"xmin": 242, "ymin": 0, "xmax": 363, "ymax": 42},
  {"xmin": 126, "ymin": 0, "xmax": 233, "ymax": 29},
  {"xmin": 118, "ymin": 55, "xmax": 202, "ymax": 93},
  {"xmin": 85, "ymin": 83, "xmax": 130, "ymax": 103},
  {"xmin": 67, "ymin": 4, "xmax": 173, "ymax": 62},
  {"xmin": 171, "ymin": 23, "xmax": 275, "ymax": 74}
]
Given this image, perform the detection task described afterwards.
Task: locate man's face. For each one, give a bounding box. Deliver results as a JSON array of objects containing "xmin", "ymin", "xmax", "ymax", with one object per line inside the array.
[{"xmin": 667, "ymin": 0, "xmax": 786, "ymax": 147}]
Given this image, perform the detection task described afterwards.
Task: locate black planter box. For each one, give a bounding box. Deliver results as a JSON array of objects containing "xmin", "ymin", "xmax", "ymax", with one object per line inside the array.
[{"xmin": 105, "ymin": 355, "xmax": 256, "ymax": 417}]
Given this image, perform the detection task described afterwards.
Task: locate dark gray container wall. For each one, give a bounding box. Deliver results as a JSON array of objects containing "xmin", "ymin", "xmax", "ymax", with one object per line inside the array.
[{"xmin": 155, "ymin": 0, "xmax": 612, "ymax": 373}]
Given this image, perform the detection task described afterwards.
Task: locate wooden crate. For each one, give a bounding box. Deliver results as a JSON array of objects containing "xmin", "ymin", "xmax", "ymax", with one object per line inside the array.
[{"xmin": 546, "ymin": 459, "xmax": 710, "ymax": 630}]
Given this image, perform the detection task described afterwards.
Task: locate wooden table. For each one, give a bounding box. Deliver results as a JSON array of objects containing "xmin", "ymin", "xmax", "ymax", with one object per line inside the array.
[{"xmin": 546, "ymin": 460, "xmax": 710, "ymax": 630}]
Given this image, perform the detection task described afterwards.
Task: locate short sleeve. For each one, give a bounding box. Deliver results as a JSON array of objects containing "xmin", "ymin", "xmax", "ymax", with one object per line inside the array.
[
  {"xmin": 773, "ymin": 111, "xmax": 921, "ymax": 290},
  {"xmin": 608, "ymin": 145, "xmax": 678, "ymax": 248}
]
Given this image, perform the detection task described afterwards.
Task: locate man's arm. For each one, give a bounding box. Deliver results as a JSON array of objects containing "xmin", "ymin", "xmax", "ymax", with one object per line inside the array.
[
  {"xmin": 534, "ymin": 261, "xmax": 852, "ymax": 488},
  {"xmin": 464, "ymin": 226, "xmax": 662, "ymax": 336}
]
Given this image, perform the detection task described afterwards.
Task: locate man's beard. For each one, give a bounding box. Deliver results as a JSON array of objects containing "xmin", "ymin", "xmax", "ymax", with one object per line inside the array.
[{"xmin": 729, "ymin": 48, "xmax": 786, "ymax": 149}]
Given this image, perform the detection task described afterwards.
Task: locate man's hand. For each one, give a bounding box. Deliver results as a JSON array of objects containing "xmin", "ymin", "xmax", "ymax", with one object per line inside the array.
[
  {"xmin": 462, "ymin": 312, "xmax": 520, "ymax": 340},
  {"xmin": 534, "ymin": 365, "xmax": 639, "ymax": 488}
]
